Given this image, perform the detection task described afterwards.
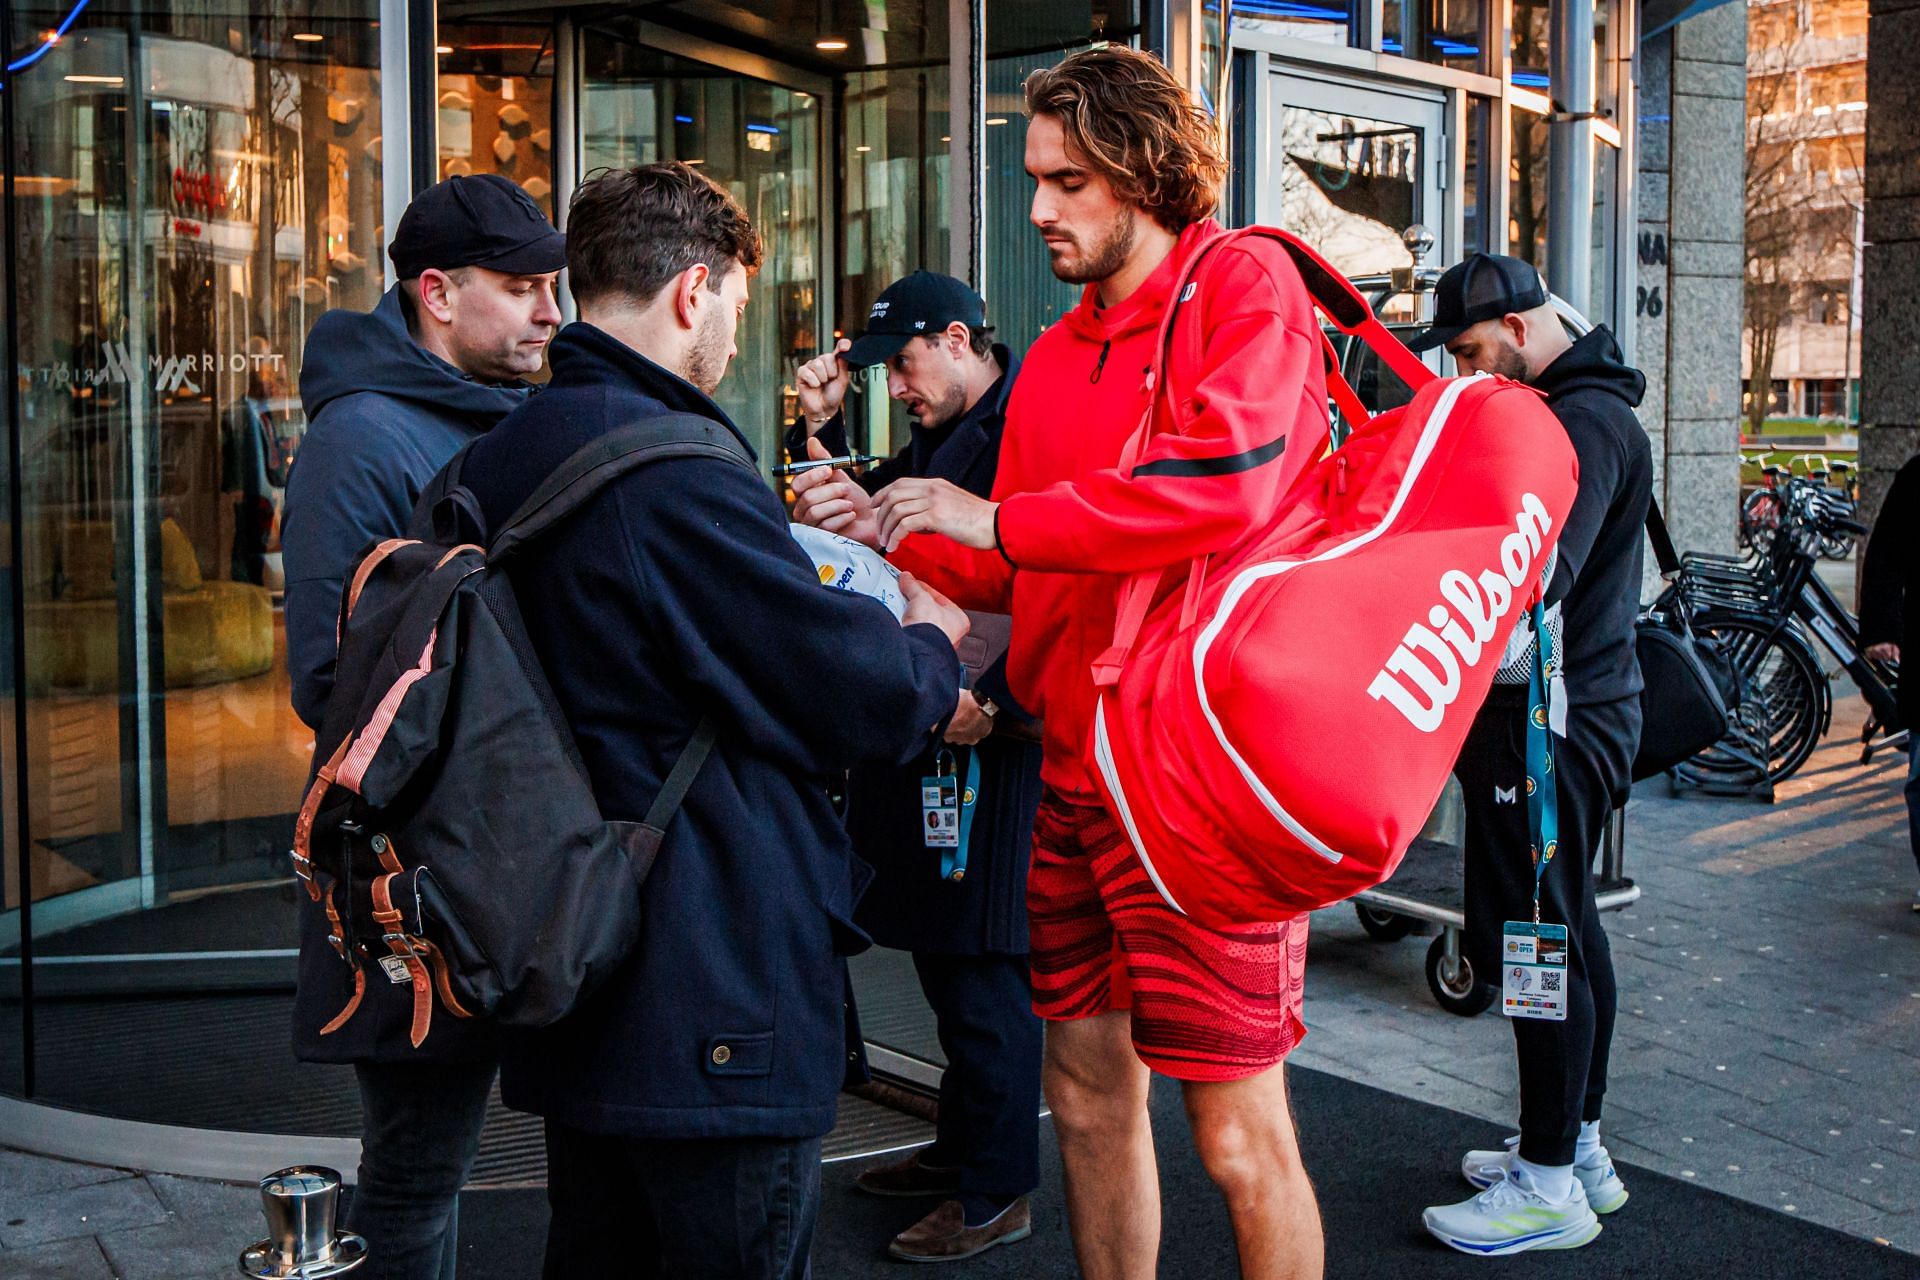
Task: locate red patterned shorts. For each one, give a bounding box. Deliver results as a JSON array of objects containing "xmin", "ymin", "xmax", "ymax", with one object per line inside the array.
[{"xmin": 1026, "ymin": 789, "xmax": 1308, "ymax": 1082}]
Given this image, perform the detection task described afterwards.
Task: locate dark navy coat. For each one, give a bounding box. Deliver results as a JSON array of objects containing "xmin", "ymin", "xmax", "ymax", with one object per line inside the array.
[
  {"xmin": 784, "ymin": 349, "xmax": 1044, "ymax": 955},
  {"xmin": 285, "ymin": 287, "xmax": 526, "ymax": 1064},
  {"xmin": 457, "ymin": 324, "xmax": 961, "ymax": 1140}
]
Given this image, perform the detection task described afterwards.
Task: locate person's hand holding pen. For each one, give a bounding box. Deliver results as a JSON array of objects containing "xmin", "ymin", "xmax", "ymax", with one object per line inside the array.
[
  {"xmin": 795, "ymin": 337, "xmax": 853, "ymax": 435},
  {"xmin": 791, "ymin": 437, "xmax": 883, "ymax": 549}
]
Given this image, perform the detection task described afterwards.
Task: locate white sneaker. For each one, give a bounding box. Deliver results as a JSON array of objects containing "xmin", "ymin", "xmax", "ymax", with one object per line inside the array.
[
  {"xmin": 1461, "ymin": 1135, "xmax": 1629, "ymax": 1213},
  {"xmin": 1423, "ymin": 1170, "xmax": 1602, "ymax": 1256}
]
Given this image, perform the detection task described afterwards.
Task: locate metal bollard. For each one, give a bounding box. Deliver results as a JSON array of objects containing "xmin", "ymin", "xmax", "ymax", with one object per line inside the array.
[{"xmin": 239, "ymin": 1165, "xmax": 368, "ymax": 1278}]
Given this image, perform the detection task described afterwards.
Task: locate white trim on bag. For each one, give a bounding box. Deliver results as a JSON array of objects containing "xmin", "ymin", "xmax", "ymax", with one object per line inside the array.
[
  {"xmin": 1188, "ymin": 374, "xmax": 1484, "ymax": 866},
  {"xmin": 1092, "ymin": 696, "xmax": 1189, "ymax": 915}
]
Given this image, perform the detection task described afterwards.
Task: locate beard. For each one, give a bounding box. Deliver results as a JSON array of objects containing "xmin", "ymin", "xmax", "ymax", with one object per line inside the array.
[
  {"xmin": 1048, "ymin": 209, "xmax": 1136, "ymax": 285},
  {"xmin": 1488, "ymin": 343, "xmax": 1531, "ymax": 383},
  {"xmin": 683, "ymin": 304, "xmax": 732, "ymax": 395},
  {"xmin": 913, "ymin": 375, "xmax": 970, "ymax": 428}
]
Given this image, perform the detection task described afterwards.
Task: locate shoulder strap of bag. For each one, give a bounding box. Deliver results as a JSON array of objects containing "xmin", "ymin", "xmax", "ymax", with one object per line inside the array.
[
  {"xmin": 487, "ymin": 412, "xmax": 746, "ymax": 841},
  {"xmin": 1645, "ymin": 496, "xmax": 1682, "ymax": 579},
  {"xmin": 489, "ymin": 413, "xmax": 755, "ymax": 561},
  {"xmin": 1095, "ymin": 226, "xmax": 1437, "ymax": 688}
]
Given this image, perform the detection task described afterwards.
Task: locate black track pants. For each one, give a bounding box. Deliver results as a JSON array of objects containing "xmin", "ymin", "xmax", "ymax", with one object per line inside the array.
[{"xmin": 1458, "ymin": 689, "xmax": 1638, "ymax": 1167}]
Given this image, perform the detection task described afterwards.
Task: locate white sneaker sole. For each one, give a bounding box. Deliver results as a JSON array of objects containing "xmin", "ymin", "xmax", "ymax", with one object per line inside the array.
[
  {"xmin": 1424, "ymin": 1213, "xmax": 1603, "ymax": 1257},
  {"xmin": 1464, "ymin": 1166, "xmax": 1629, "ymax": 1214}
]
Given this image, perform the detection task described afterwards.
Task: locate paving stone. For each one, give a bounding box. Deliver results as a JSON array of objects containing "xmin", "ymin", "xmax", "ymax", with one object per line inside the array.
[
  {"xmin": 0, "ymin": 1235, "xmax": 115, "ymax": 1279},
  {"xmin": 144, "ymin": 1173, "xmax": 257, "ymax": 1225},
  {"xmin": 0, "ymin": 1176, "xmax": 170, "ymax": 1249},
  {"xmin": 1781, "ymin": 1147, "xmax": 1920, "ymax": 1216},
  {"xmin": 0, "ymin": 1149, "xmax": 128, "ymax": 1198},
  {"xmin": 99, "ymin": 1215, "xmax": 254, "ymax": 1280}
]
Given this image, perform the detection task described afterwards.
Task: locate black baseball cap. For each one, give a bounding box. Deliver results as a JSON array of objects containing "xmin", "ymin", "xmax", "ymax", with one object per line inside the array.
[
  {"xmin": 389, "ymin": 174, "xmax": 566, "ymax": 280},
  {"xmin": 843, "ymin": 271, "xmax": 986, "ymax": 368},
  {"xmin": 1407, "ymin": 253, "xmax": 1550, "ymax": 352}
]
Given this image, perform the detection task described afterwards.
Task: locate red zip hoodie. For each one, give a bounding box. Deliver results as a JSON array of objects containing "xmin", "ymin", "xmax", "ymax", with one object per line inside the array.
[{"xmin": 890, "ymin": 220, "xmax": 1329, "ymax": 800}]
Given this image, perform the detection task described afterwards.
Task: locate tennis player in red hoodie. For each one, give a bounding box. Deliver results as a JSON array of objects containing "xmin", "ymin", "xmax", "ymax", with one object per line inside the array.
[{"xmin": 794, "ymin": 46, "xmax": 1330, "ymax": 1280}]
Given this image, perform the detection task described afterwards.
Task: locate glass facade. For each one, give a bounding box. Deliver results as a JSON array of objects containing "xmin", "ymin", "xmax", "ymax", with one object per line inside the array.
[{"xmin": 0, "ymin": 0, "xmax": 1650, "ymax": 1155}]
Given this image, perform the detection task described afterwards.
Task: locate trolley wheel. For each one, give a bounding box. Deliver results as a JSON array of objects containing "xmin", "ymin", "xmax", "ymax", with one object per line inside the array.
[
  {"xmin": 1354, "ymin": 902, "xmax": 1417, "ymax": 941},
  {"xmin": 1426, "ymin": 934, "xmax": 1496, "ymax": 1017}
]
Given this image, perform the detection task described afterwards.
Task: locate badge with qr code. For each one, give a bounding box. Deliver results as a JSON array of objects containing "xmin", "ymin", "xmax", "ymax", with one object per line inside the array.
[{"xmin": 1501, "ymin": 921, "xmax": 1569, "ymax": 1021}]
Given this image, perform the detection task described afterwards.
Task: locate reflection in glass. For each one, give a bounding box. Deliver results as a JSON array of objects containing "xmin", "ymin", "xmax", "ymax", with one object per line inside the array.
[
  {"xmin": 1510, "ymin": 109, "xmax": 1550, "ymax": 272},
  {"xmin": 1276, "ymin": 107, "xmax": 1423, "ymax": 289},
  {"xmin": 982, "ymin": 1, "xmax": 1143, "ymax": 353},
  {"xmin": 437, "ymin": 26, "xmax": 556, "ymax": 220},
  {"xmin": 1590, "ymin": 141, "xmax": 1618, "ymax": 328},
  {"xmin": 1513, "ymin": 0, "xmax": 1551, "ymax": 90},
  {"xmin": 1235, "ymin": 0, "xmax": 1355, "ymax": 47},
  {"xmin": 1383, "ymin": 0, "xmax": 1485, "ymax": 71},
  {"xmin": 2, "ymin": 0, "xmax": 386, "ymax": 1112},
  {"xmin": 580, "ymin": 31, "xmax": 821, "ymax": 467}
]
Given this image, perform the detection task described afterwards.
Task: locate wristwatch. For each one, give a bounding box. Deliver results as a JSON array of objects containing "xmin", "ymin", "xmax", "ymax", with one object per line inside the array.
[{"xmin": 975, "ymin": 694, "xmax": 1000, "ymax": 720}]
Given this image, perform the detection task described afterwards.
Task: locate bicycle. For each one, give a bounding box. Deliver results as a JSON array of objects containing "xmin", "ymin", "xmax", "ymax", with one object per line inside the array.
[{"xmin": 1663, "ymin": 471, "xmax": 1899, "ymax": 792}]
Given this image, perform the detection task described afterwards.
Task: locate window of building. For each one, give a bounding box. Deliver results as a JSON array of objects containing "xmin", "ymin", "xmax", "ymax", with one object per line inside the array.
[
  {"xmin": 1805, "ymin": 62, "xmax": 1868, "ymax": 114},
  {"xmin": 1811, "ymin": 0, "xmax": 1869, "ymax": 42},
  {"xmin": 1509, "ymin": 106, "xmax": 1550, "ymax": 272},
  {"xmin": 1749, "ymin": 2, "xmax": 1802, "ymax": 50},
  {"xmin": 1381, "ymin": 0, "xmax": 1485, "ymax": 72},
  {"xmin": 1511, "ymin": 0, "xmax": 1551, "ymax": 90},
  {"xmin": 3, "ymin": 0, "xmax": 387, "ymax": 1117},
  {"xmin": 1233, "ymin": 0, "xmax": 1358, "ymax": 48},
  {"xmin": 1806, "ymin": 281, "xmax": 1851, "ymax": 326},
  {"xmin": 982, "ymin": 1, "xmax": 1144, "ymax": 354},
  {"xmin": 436, "ymin": 26, "xmax": 556, "ymax": 220}
]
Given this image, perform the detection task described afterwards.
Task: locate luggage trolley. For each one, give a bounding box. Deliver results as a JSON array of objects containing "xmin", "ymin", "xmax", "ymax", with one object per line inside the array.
[{"xmin": 1349, "ymin": 785, "xmax": 1641, "ymax": 1016}]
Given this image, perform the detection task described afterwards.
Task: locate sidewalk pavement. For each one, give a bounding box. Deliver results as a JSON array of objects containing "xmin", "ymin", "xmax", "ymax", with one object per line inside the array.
[
  {"xmin": 1294, "ymin": 691, "xmax": 1920, "ymax": 1254},
  {"xmin": 3, "ymin": 696, "xmax": 1918, "ymax": 1275}
]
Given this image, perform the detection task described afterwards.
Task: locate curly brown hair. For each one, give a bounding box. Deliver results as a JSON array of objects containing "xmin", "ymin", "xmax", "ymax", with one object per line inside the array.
[{"xmin": 1023, "ymin": 45, "xmax": 1227, "ymax": 232}]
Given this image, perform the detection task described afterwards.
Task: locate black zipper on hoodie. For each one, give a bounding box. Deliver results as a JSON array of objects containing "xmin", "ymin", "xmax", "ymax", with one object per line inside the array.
[{"xmin": 1089, "ymin": 339, "xmax": 1111, "ymax": 385}]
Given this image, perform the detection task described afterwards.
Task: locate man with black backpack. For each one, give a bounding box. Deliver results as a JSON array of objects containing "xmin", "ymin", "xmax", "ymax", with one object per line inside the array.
[
  {"xmin": 1410, "ymin": 253, "xmax": 1651, "ymax": 1256},
  {"xmin": 451, "ymin": 161, "xmax": 968, "ymax": 1278},
  {"xmin": 282, "ymin": 174, "xmax": 564, "ymax": 1280}
]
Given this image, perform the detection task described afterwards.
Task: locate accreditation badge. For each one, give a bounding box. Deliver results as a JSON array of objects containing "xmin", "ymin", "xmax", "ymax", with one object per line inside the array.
[
  {"xmin": 1501, "ymin": 921, "xmax": 1569, "ymax": 1022},
  {"xmin": 921, "ymin": 774, "xmax": 960, "ymax": 848}
]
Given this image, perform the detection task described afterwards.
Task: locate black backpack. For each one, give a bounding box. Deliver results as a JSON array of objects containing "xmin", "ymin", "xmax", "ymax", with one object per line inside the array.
[{"xmin": 291, "ymin": 414, "xmax": 748, "ymax": 1048}]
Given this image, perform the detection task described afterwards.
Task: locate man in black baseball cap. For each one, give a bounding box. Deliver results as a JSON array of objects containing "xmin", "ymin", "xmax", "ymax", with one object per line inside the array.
[
  {"xmin": 784, "ymin": 273, "xmax": 1044, "ymax": 1263},
  {"xmin": 281, "ymin": 172, "xmax": 563, "ymax": 1279},
  {"xmin": 1413, "ymin": 248, "xmax": 1654, "ymax": 1256},
  {"xmin": 1407, "ymin": 251, "xmax": 1550, "ymax": 360}
]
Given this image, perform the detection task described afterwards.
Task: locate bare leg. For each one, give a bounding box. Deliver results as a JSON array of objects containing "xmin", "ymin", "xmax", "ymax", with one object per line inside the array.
[
  {"xmin": 1044, "ymin": 1011, "xmax": 1158, "ymax": 1280},
  {"xmin": 1183, "ymin": 1063, "xmax": 1323, "ymax": 1280}
]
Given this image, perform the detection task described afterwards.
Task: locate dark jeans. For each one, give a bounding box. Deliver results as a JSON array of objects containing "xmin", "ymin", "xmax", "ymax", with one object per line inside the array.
[
  {"xmin": 914, "ymin": 951, "xmax": 1043, "ymax": 1198},
  {"xmin": 1460, "ymin": 692, "xmax": 1637, "ymax": 1167},
  {"xmin": 348, "ymin": 1058, "xmax": 498, "ymax": 1280},
  {"xmin": 543, "ymin": 1120, "xmax": 822, "ymax": 1279}
]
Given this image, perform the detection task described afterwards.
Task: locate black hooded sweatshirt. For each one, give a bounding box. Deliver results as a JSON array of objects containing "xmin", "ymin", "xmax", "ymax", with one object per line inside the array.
[{"xmin": 1531, "ymin": 324, "xmax": 1653, "ymax": 708}]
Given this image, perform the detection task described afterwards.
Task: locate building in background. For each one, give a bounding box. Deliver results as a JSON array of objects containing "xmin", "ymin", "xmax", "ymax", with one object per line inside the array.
[
  {"xmin": 0, "ymin": 0, "xmax": 1746, "ymax": 1180},
  {"xmin": 1742, "ymin": 0, "xmax": 1867, "ymax": 432}
]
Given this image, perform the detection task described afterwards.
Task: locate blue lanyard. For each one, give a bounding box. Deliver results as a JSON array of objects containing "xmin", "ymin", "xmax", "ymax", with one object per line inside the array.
[
  {"xmin": 1525, "ymin": 600, "xmax": 1560, "ymax": 924},
  {"xmin": 940, "ymin": 750, "xmax": 982, "ymax": 883}
]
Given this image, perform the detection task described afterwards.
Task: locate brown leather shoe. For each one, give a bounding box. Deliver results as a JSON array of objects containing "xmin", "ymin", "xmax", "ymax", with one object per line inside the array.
[
  {"xmin": 887, "ymin": 1197, "xmax": 1033, "ymax": 1263},
  {"xmin": 854, "ymin": 1149, "xmax": 962, "ymax": 1198}
]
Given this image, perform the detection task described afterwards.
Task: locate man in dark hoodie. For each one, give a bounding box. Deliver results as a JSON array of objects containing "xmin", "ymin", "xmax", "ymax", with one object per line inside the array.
[
  {"xmin": 1408, "ymin": 254, "xmax": 1652, "ymax": 1256},
  {"xmin": 281, "ymin": 173, "xmax": 564, "ymax": 1280}
]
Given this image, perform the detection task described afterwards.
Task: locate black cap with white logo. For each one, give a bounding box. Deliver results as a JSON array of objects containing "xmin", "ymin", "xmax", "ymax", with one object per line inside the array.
[
  {"xmin": 843, "ymin": 271, "xmax": 987, "ymax": 369},
  {"xmin": 1407, "ymin": 252, "xmax": 1550, "ymax": 353},
  {"xmin": 388, "ymin": 174, "xmax": 566, "ymax": 281}
]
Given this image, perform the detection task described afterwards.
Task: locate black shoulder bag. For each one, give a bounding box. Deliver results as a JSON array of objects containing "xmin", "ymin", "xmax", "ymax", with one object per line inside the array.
[{"xmin": 1632, "ymin": 500, "xmax": 1742, "ymax": 780}]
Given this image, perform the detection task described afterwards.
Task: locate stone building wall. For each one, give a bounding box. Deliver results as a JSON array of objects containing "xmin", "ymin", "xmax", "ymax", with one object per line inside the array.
[
  {"xmin": 1636, "ymin": 1, "xmax": 1749, "ymax": 575},
  {"xmin": 1859, "ymin": 0, "xmax": 1920, "ymax": 526}
]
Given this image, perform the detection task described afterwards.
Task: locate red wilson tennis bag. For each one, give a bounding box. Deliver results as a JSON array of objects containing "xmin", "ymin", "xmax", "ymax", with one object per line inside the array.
[{"xmin": 1088, "ymin": 228, "xmax": 1581, "ymax": 928}]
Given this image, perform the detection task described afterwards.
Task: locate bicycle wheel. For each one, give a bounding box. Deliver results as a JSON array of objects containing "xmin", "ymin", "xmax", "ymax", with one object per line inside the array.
[
  {"xmin": 1741, "ymin": 490, "xmax": 1782, "ymax": 554},
  {"xmin": 1677, "ymin": 613, "xmax": 1828, "ymax": 785}
]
